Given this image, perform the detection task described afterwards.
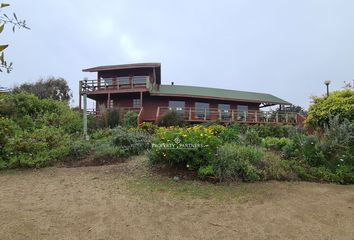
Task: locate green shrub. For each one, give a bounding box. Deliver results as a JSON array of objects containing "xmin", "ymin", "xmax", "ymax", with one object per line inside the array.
[
  {"xmin": 306, "ymin": 89, "xmax": 354, "ymax": 128},
  {"xmin": 262, "ymin": 137, "xmax": 293, "ymax": 150},
  {"xmin": 124, "ymin": 111, "xmax": 138, "ymax": 128},
  {"xmin": 90, "ymin": 128, "xmax": 113, "ymax": 140},
  {"xmin": 207, "ymin": 124, "xmax": 225, "ymax": 136},
  {"xmin": 251, "ymin": 124, "xmax": 297, "ymax": 138},
  {"xmin": 148, "ymin": 125, "xmax": 221, "ymax": 171},
  {"xmin": 213, "ymin": 143, "xmax": 264, "ymax": 182},
  {"xmin": 0, "ymin": 92, "xmax": 81, "ymax": 134},
  {"xmin": 2, "ymin": 127, "xmax": 70, "ymax": 168},
  {"xmin": 319, "ymin": 116, "xmax": 354, "ymax": 168},
  {"xmin": 243, "ymin": 129, "xmax": 261, "ymax": 145},
  {"xmin": 140, "ymin": 122, "xmax": 158, "ymax": 134},
  {"xmin": 112, "ymin": 127, "xmax": 151, "ymax": 155},
  {"xmin": 108, "ymin": 108, "xmax": 121, "ymax": 128},
  {"xmin": 261, "ymin": 153, "xmax": 295, "ymax": 180},
  {"xmin": 157, "ymin": 110, "xmax": 186, "ymax": 127},
  {"xmin": 94, "ymin": 142, "xmax": 125, "ymax": 159},
  {"xmin": 0, "ymin": 117, "xmax": 20, "ymax": 157},
  {"xmin": 219, "ymin": 124, "xmax": 241, "ymax": 143},
  {"xmin": 67, "ymin": 140, "xmax": 92, "ymax": 158},
  {"xmin": 198, "ymin": 165, "xmax": 215, "ymax": 179}
]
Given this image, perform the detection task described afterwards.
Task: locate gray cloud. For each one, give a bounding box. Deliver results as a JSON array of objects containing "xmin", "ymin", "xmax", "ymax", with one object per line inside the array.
[{"xmin": 2, "ymin": 0, "xmax": 354, "ymax": 108}]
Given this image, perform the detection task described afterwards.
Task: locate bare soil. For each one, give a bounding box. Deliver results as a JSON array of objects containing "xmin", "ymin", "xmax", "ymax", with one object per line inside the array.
[{"xmin": 0, "ymin": 156, "xmax": 353, "ymax": 240}]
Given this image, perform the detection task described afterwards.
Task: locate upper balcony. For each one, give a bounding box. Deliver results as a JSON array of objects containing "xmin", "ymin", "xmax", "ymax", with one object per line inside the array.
[{"xmin": 80, "ymin": 76, "xmax": 151, "ymax": 94}]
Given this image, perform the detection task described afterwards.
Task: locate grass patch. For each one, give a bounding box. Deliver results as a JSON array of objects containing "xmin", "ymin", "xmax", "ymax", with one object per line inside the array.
[{"xmin": 127, "ymin": 175, "xmax": 279, "ymax": 203}]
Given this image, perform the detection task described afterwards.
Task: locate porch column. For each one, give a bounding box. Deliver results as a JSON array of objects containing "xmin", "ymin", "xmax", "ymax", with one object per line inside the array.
[
  {"xmin": 107, "ymin": 92, "xmax": 111, "ymax": 109},
  {"xmin": 79, "ymin": 81, "xmax": 82, "ymax": 110},
  {"xmin": 140, "ymin": 91, "xmax": 143, "ymax": 107}
]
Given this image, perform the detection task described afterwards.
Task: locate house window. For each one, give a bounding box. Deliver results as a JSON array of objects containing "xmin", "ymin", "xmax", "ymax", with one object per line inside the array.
[
  {"xmin": 133, "ymin": 99, "xmax": 141, "ymax": 108},
  {"xmin": 133, "ymin": 76, "xmax": 147, "ymax": 86},
  {"xmin": 108, "ymin": 99, "xmax": 114, "ymax": 109},
  {"xmin": 169, "ymin": 101, "xmax": 185, "ymax": 111},
  {"xmin": 218, "ymin": 104, "xmax": 230, "ymax": 120},
  {"xmin": 237, "ymin": 105, "xmax": 248, "ymax": 121},
  {"xmin": 99, "ymin": 78, "xmax": 113, "ymax": 89},
  {"xmin": 195, "ymin": 102, "xmax": 209, "ymax": 119},
  {"xmin": 117, "ymin": 77, "xmax": 130, "ymax": 87}
]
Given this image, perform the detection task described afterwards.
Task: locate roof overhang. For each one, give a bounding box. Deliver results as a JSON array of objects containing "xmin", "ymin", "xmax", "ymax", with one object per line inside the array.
[
  {"xmin": 150, "ymin": 92, "xmax": 290, "ymax": 105},
  {"xmin": 82, "ymin": 63, "xmax": 160, "ymax": 72},
  {"xmin": 82, "ymin": 63, "xmax": 161, "ymax": 84}
]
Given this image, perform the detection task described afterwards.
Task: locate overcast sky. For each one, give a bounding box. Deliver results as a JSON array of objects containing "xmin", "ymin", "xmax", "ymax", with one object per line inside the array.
[{"xmin": 1, "ymin": 0, "xmax": 354, "ymax": 108}]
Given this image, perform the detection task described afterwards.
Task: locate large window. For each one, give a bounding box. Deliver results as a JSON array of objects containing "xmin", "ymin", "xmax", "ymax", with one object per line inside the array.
[
  {"xmin": 133, "ymin": 99, "xmax": 141, "ymax": 108},
  {"xmin": 169, "ymin": 101, "xmax": 185, "ymax": 111},
  {"xmin": 218, "ymin": 104, "xmax": 230, "ymax": 120},
  {"xmin": 133, "ymin": 76, "xmax": 147, "ymax": 86},
  {"xmin": 117, "ymin": 77, "xmax": 130, "ymax": 87},
  {"xmin": 237, "ymin": 105, "xmax": 248, "ymax": 121},
  {"xmin": 100, "ymin": 78, "xmax": 113, "ymax": 87},
  {"xmin": 195, "ymin": 102, "xmax": 209, "ymax": 119}
]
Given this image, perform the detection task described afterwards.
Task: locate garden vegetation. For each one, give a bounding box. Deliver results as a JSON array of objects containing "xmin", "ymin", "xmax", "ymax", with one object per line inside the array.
[{"xmin": 1, "ymin": 89, "xmax": 353, "ymax": 184}]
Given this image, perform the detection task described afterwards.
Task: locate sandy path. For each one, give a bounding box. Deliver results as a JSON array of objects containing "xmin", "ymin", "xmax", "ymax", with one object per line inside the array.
[{"xmin": 0, "ymin": 157, "xmax": 353, "ymax": 240}]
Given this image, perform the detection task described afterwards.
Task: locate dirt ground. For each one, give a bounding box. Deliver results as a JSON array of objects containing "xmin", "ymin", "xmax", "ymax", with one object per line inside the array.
[{"xmin": 0, "ymin": 156, "xmax": 353, "ymax": 240}]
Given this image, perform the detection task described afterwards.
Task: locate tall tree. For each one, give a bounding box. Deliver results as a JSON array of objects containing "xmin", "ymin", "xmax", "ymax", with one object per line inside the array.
[
  {"xmin": 0, "ymin": 3, "xmax": 29, "ymax": 73},
  {"xmin": 13, "ymin": 77, "xmax": 73, "ymax": 102}
]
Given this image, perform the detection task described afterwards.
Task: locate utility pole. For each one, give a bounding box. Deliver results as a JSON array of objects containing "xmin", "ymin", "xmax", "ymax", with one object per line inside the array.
[{"xmin": 83, "ymin": 78, "xmax": 89, "ymax": 140}]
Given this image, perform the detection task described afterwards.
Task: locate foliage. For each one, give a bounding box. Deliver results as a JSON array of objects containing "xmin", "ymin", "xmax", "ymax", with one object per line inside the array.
[
  {"xmin": 67, "ymin": 140, "xmax": 92, "ymax": 159},
  {"xmin": 319, "ymin": 116, "xmax": 354, "ymax": 168},
  {"xmin": 0, "ymin": 92, "xmax": 81, "ymax": 134},
  {"xmin": 252, "ymin": 124, "xmax": 298, "ymax": 138},
  {"xmin": 213, "ymin": 143, "xmax": 264, "ymax": 182},
  {"xmin": 0, "ymin": 117, "xmax": 19, "ymax": 157},
  {"xmin": 148, "ymin": 125, "xmax": 221, "ymax": 171},
  {"xmin": 94, "ymin": 141, "xmax": 125, "ymax": 159},
  {"xmin": 243, "ymin": 129, "xmax": 261, "ymax": 145},
  {"xmin": 140, "ymin": 122, "xmax": 158, "ymax": 134},
  {"xmin": 0, "ymin": 93, "xmax": 82, "ymax": 169},
  {"xmin": 0, "ymin": 3, "xmax": 29, "ymax": 73},
  {"xmin": 219, "ymin": 124, "xmax": 241, "ymax": 143},
  {"xmin": 274, "ymin": 105, "xmax": 307, "ymax": 116},
  {"xmin": 262, "ymin": 137, "xmax": 294, "ymax": 151},
  {"xmin": 107, "ymin": 108, "xmax": 121, "ymax": 128},
  {"xmin": 157, "ymin": 110, "xmax": 186, "ymax": 127},
  {"xmin": 207, "ymin": 124, "xmax": 225, "ymax": 136},
  {"xmin": 124, "ymin": 111, "xmax": 138, "ymax": 128},
  {"xmin": 112, "ymin": 126, "xmax": 151, "ymax": 155},
  {"xmin": 1, "ymin": 126, "xmax": 70, "ymax": 169},
  {"xmin": 13, "ymin": 77, "xmax": 72, "ymax": 101},
  {"xmin": 306, "ymin": 89, "xmax": 354, "ymax": 128}
]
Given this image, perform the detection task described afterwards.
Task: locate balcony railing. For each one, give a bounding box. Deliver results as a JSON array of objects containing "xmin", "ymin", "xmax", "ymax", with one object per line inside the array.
[
  {"xmin": 80, "ymin": 76, "xmax": 149, "ymax": 93},
  {"xmin": 156, "ymin": 107, "xmax": 299, "ymax": 124}
]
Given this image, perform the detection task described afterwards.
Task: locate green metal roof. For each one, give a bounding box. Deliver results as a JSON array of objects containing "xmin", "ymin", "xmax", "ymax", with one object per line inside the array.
[{"xmin": 150, "ymin": 84, "xmax": 290, "ymax": 105}]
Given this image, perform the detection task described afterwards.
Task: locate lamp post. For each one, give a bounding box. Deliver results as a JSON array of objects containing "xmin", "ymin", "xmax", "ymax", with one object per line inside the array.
[{"xmin": 324, "ymin": 80, "xmax": 331, "ymax": 97}]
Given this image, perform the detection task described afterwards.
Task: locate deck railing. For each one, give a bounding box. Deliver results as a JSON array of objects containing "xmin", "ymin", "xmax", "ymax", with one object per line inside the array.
[
  {"xmin": 156, "ymin": 107, "xmax": 299, "ymax": 124},
  {"xmin": 80, "ymin": 76, "xmax": 149, "ymax": 93}
]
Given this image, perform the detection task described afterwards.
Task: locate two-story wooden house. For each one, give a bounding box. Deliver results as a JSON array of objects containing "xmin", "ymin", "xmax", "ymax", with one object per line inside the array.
[{"xmin": 79, "ymin": 63, "xmax": 304, "ymax": 125}]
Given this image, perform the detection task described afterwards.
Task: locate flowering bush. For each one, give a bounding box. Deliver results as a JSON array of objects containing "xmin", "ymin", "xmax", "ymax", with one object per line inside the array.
[{"xmin": 148, "ymin": 125, "xmax": 221, "ymax": 173}]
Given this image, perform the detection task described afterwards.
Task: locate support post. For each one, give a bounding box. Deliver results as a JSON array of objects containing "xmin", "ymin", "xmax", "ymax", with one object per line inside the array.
[
  {"xmin": 189, "ymin": 107, "xmax": 192, "ymax": 120},
  {"xmin": 140, "ymin": 91, "xmax": 143, "ymax": 107},
  {"xmin": 255, "ymin": 111, "xmax": 258, "ymax": 123},
  {"xmin": 83, "ymin": 79, "xmax": 89, "ymax": 140},
  {"xmin": 79, "ymin": 81, "xmax": 82, "ymax": 110},
  {"xmin": 107, "ymin": 92, "xmax": 111, "ymax": 109},
  {"xmin": 204, "ymin": 108, "xmax": 207, "ymax": 121},
  {"xmin": 231, "ymin": 110, "xmax": 234, "ymax": 122}
]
